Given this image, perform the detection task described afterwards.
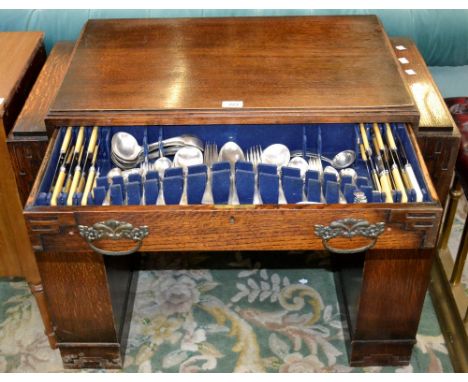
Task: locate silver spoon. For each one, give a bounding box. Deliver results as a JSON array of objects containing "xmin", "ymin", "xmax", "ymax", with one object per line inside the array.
[
  {"xmin": 262, "ymin": 144, "xmax": 290, "ymax": 204},
  {"xmin": 112, "ymin": 133, "xmax": 203, "ymax": 163},
  {"xmin": 290, "ymin": 149, "xmax": 356, "ymax": 169},
  {"xmin": 218, "ymin": 141, "xmax": 245, "ymax": 165},
  {"xmin": 340, "ymin": 168, "xmax": 357, "ymax": 184},
  {"xmin": 174, "ymin": 147, "xmax": 203, "ymax": 205},
  {"xmin": 287, "ymin": 156, "xmax": 309, "ymax": 178},
  {"xmin": 261, "ymin": 144, "xmax": 290, "ymax": 168},
  {"xmin": 153, "ymin": 157, "xmax": 172, "ymax": 178},
  {"xmin": 174, "ymin": 147, "xmax": 203, "ymax": 169},
  {"xmin": 218, "ymin": 142, "xmax": 245, "ymax": 205}
]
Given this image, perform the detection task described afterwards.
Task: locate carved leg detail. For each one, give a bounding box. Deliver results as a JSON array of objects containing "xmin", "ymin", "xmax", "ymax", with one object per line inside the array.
[{"xmin": 28, "ymin": 281, "xmax": 57, "ymax": 349}]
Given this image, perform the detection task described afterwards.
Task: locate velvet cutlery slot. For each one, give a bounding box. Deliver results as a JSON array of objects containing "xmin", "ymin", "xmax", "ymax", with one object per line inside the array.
[{"xmin": 34, "ymin": 123, "xmax": 433, "ymax": 207}]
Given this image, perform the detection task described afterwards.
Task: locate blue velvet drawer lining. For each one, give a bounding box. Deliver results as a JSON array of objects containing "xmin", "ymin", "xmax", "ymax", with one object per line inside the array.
[{"xmin": 34, "ymin": 123, "xmax": 432, "ymax": 206}]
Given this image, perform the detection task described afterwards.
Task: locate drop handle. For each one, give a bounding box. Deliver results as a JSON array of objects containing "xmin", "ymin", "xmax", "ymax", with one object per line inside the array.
[{"xmin": 78, "ymin": 220, "xmax": 149, "ymax": 256}]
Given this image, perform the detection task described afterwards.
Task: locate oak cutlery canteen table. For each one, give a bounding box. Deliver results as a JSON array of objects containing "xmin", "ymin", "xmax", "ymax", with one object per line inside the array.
[{"xmin": 23, "ymin": 16, "xmax": 444, "ymax": 369}]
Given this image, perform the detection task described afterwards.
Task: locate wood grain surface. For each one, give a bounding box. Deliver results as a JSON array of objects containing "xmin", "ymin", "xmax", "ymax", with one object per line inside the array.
[
  {"xmin": 391, "ymin": 37, "xmax": 455, "ymax": 131},
  {"xmin": 47, "ymin": 16, "xmax": 418, "ymax": 127},
  {"xmin": 0, "ymin": 32, "xmax": 45, "ymax": 133},
  {"xmin": 335, "ymin": 248, "xmax": 434, "ymax": 366},
  {"xmin": 389, "ymin": 38, "xmax": 462, "ymax": 204},
  {"xmin": 12, "ymin": 41, "xmax": 75, "ymax": 137},
  {"xmin": 8, "ymin": 42, "xmax": 75, "ymax": 205}
]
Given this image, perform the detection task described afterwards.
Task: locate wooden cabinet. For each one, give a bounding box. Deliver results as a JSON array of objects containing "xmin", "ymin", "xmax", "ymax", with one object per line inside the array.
[
  {"xmin": 0, "ymin": 32, "xmax": 45, "ymax": 277},
  {"xmin": 23, "ymin": 16, "xmax": 446, "ymax": 368},
  {"xmin": 7, "ymin": 41, "xmax": 75, "ymax": 205}
]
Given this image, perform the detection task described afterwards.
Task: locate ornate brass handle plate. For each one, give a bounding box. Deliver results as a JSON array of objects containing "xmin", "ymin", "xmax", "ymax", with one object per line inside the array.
[
  {"xmin": 314, "ymin": 218, "xmax": 385, "ymax": 254},
  {"xmin": 78, "ymin": 220, "xmax": 149, "ymax": 256}
]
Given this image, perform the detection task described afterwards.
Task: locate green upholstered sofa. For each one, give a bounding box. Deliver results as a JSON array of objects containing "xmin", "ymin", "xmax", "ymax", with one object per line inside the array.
[{"xmin": 1, "ymin": 9, "xmax": 467, "ymax": 96}]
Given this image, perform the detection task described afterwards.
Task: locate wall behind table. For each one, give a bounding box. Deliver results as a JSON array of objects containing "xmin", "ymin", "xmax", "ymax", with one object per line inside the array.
[{"xmin": 0, "ymin": 9, "xmax": 467, "ymax": 67}]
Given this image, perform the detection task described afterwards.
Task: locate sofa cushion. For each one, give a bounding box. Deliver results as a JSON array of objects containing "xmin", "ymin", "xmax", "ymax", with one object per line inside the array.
[{"xmin": 430, "ymin": 66, "xmax": 468, "ymax": 97}]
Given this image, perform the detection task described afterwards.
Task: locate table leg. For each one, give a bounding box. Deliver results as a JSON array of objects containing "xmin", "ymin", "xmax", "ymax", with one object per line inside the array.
[
  {"xmin": 36, "ymin": 251, "xmax": 136, "ymax": 369},
  {"xmin": 335, "ymin": 248, "xmax": 434, "ymax": 366}
]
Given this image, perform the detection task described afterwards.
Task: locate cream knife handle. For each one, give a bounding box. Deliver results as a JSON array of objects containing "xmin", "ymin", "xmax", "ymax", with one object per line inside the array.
[
  {"xmin": 81, "ymin": 167, "xmax": 96, "ymax": 206},
  {"xmin": 372, "ymin": 171, "xmax": 382, "ymax": 192},
  {"xmin": 373, "ymin": 123, "xmax": 385, "ymax": 152},
  {"xmin": 67, "ymin": 167, "xmax": 82, "ymax": 206},
  {"xmin": 87, "ymin": 126, "xmax": 99, "ymax": 154},
  {"xmin": 75, "ymin": 126, "xmax": 85, "ymax": 154},
  {"xmin": 51, "ymin": 169, "xmax": 66, "ymax": 206},
  {"xmin": 391, "ymin": 166, "xmax": 408, "ymax": 203},
  {"xmin": 360, "ymin": 123, "xmax": 371, "ymax": 153},
  {"xmin": 405, "ymin": 164, "xmax": 423, "ymax": 202},
  {"xmin": 379, "ymin": 171, "xmax": 394, "ymax": 203},
  {"xmin": 61, "ymin": 126, "xmax": 73, "ymax": 153},
  {"xmin": 385, "ymin": 123, "xmax": 397, "ymax": 151}
]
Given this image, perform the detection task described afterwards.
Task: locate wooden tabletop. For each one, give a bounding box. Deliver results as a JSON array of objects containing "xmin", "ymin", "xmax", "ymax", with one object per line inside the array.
[
  {"xmin": 11, "ymin": 41, "xmax": 75, "ymax": 137},
  {"xmin": 391, "ymin": 37, "xmax": 454, "ymax": 131},
  {"xmin": 49, "ymin": 16, "xmax": 418, "ymax": 126},
  {"xmin": 0, "ymin": 32, "xmax": 44, "ymax": 110}
]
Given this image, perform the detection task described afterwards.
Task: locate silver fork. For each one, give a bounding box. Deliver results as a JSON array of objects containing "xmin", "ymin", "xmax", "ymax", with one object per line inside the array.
[
  {"xmin": 248, "ymin": 145, "xmax": 262, "ymax": 204},
  {"xmin": 201, "ymin": 142, "xmax": 217, "ymax": 204}
]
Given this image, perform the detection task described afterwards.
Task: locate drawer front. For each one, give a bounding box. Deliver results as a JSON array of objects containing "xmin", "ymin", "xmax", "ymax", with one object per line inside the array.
[
  {"xmin": 26, "ymin": 205, "xmax": 441, "ymax": 254},
  {"xmin": 25, "ymin": 122, "xmax": 442, "ymax": 254}
]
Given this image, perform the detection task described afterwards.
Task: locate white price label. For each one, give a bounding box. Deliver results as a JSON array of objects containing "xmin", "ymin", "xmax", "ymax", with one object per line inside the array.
[{"xmin": 222, "ymin": 100, "xmax": 243, "ymax": 108}]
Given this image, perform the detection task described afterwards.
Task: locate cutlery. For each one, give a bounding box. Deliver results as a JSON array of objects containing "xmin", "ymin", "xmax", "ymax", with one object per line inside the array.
[
  {"xmin": 382, "ymin": 123, "xmax": 408, "ymax": 203},
  {"xmin": 201, "ymin": 142, "xmax": 217, "ymax": 204},
  {"xmin": 359, "ymin": 143, "xmax": 381, "ymax": 192},
  {"xmin": 290, "ymin": 150, "xmax": 356, "ymax": 169},
  {"xmin": 50, "ymin": 144, "xmax": 74, "ymax": 206},
  {"xmin": 81, "ymin": 145, "xmax": 99, "ymax": 206},
  {"xmin": 78, "ymin": 126, "xmax": 99, "ymax": 193},
  {"xmin": 64, "ymin": 126, "xmax": 85, "ymax": 194},
  {"xmin": 246, "ymin": 145, "xmax": 263, "ymax": 204},
  {"xmin": 49, "ymin": 126, "xmax": 72, "ymax": 192},
  {"xmin": 396, "ymin": 128, "xmax": 424, "ymax": 202},
  {"xmin": 66, "ymin": 145, "xmax": 85, "ymax": 205},
  {"xmin": 219, "ymin": 142, "xmax": 244, "ymax": 204},
  {"xmin": 372, "ymin": 123, "xmax": 397, "ymax": 189},
  {"xmin": 112, "ymin": 132, "xmax": 203, "ymax": 162}
]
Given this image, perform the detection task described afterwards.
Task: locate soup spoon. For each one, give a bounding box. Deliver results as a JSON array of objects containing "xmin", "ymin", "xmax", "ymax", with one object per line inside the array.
[
  {"xmin": 287, "ymin": 156, "xmax": 309, "ymax": 178},
  {"xmin": 112, "ymin": 132, "xmax": 203, "ymax": 162},
  {"xmin": 261, "ymin": 144, "xmax": 290, "ymax": 168},
  {"xmin": 218, "ymin": 142, "xmax": 245, "ymax": 205},
  {"xmin": 290, "ymin": 149, "xmax": 356, "ymax": 169}
]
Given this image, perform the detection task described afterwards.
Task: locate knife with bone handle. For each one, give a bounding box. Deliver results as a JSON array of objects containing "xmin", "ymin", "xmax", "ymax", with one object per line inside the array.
[
  {"xmin": 395, "ymin": 129, "xmax": 424, "ymax": 202},
  {"xmin": 384, "ymin": 123, "xmax": 410, "ymax": 187},
  {"xmin": 78, "ymin": 126, "xmax": 99, "ymax": 193},
  {"xmin": 359, "ymin": 140, "xmax": 381, "ymax": 192},
  {"xmin": 49, "ymin": 126, "xmax": 73, "ymax": 192},
  {"xmin": 64, "ymin": 126, "xmax": 85, "ymax": 194},
  {"xmin": 382, "ymin": 123, "xmax": 408, "ymax": 202},
  {"xmin": 371, "ymin": 135, "xmax": 394, "ymax": 203},
  {"xmin": 81, "ymin": 144, "xmax": 99, "ymax": 206},
  {"xmin": 371, "ymin": 123, "xmax": 397, "ymax": 190},
  {"xmin": 66, "ymin": 145, "xmax": 85, "ymax": 205},
  {"xmin": 50, "ymin": 144, "xmax": 74, "ymax": 206},
  {"xmin": 359, "ymin": 123, "xmax": 381, "ymax": 192}
]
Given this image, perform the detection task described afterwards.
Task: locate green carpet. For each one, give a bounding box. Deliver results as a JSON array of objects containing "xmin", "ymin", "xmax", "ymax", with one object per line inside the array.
[{"xmin": 0, "ymin": 255, "xmax": 453, "ymax": 372}]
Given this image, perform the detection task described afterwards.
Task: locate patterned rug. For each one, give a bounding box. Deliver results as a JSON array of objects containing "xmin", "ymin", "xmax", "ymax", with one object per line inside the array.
[{"xmin": 0, "ymin": 257, "xmax": 453, "ymax": 372}]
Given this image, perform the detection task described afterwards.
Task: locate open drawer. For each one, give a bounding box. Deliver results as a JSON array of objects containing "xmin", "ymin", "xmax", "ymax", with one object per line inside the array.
[{"xmin": 24, "ymin": 122, "xmax": 442, "ymax": 256}]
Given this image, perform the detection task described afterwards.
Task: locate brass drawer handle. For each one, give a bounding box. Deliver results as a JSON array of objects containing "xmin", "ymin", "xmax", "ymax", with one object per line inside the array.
[
  {"xmin": 314, "ymin": 218, "xmax": 385, "ymax": 254},
  {"xmin": 78, "ymin": 220, "xmax": 149, "ymax": 256}
]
